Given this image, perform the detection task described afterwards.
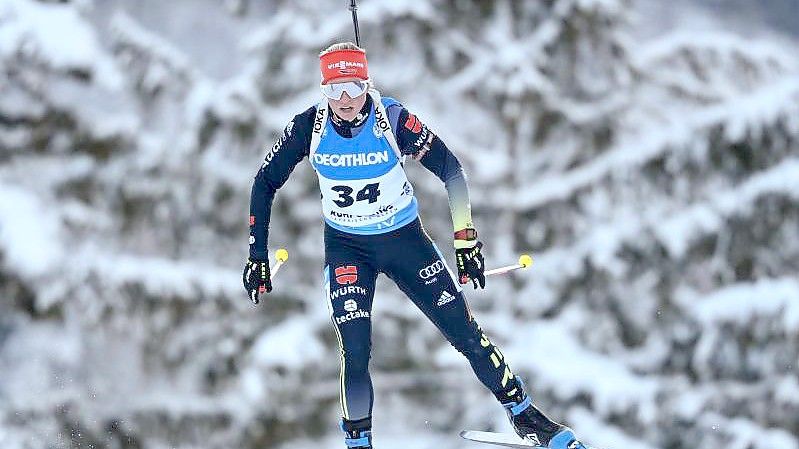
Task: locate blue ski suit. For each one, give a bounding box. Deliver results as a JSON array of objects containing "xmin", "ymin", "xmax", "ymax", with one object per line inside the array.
[{"xmin": 248, "ymin": 92, "xmax": 517, "ymax": 422}]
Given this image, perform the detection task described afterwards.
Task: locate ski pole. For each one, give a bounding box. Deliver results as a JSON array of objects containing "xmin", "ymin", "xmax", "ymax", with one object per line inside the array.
[
  {"xmin": 485, "ymin": 254, "xmax": 533, "ymax": 277},
  {"xmin": 349, "ymin": 0, "xmax": 361, "ymax": 46},
  {"xmin": 270, "ymin": 248, "xmax": 289, "ymax": 281}
]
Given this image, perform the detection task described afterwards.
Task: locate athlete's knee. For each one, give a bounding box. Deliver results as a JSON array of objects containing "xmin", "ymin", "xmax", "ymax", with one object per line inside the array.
[
  {"xmin": 452, "ymin": 336, "xmax": 490, "ymax": 360},
  {"xmin": 341, "ymin": 341, "xmax": 372, "ymax": 374},
  {"xmin": 449, "ymin": 323, "xmax": 493, "ymax": 359},
  {"xmin": 450, "ymin": 323, "xmax": 504, "ymax": 364}
]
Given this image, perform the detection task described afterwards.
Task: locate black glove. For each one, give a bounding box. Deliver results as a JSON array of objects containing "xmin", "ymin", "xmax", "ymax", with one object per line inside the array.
[
  {"xmin": 456, "ymin": 241, "xmax": 486, "ymax": 289},
  {"xmin": 243, "ymin": 257, "xmax": 272, "ymax": 304}
]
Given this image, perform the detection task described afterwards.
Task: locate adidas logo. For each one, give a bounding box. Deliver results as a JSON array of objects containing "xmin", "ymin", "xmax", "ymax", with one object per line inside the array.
[{"xmin": 437, "ymin": 291, "xmax": 456, "ymax": 306}]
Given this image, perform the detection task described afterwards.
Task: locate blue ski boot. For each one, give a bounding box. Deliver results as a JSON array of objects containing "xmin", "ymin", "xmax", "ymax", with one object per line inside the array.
[
  {"xmin": 340, "ymin": 417, "xmax": 372, "ymax": 449},
  {"xmin": 496, "ymin": 378, "xmax": 589, "ymax": 449}
]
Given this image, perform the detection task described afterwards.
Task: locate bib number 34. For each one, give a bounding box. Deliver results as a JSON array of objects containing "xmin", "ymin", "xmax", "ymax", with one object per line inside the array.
[{"xmin": 331, "ymin": 182, "xmax": 381, "ymax": 208}]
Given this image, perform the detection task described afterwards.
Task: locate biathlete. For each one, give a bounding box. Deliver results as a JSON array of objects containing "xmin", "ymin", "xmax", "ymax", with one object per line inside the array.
[{"xmin": 243, "ymin": 42, "xmax": 589, "ymax": 449}]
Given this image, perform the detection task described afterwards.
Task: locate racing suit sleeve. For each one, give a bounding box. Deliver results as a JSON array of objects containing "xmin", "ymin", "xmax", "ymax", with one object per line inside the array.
[
  {"xmin": 249, "ymin": 106, "xmax": 314, "ymax": 260},
  {"xmin": 388, "ymin": 105, "xmax": 475, "ymax": 246}
]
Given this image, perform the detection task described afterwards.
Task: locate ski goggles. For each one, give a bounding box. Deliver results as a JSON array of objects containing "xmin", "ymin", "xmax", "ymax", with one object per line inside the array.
[{"xmin": 320, "ymin": 79, "xmax": 369, "ymax": 100}]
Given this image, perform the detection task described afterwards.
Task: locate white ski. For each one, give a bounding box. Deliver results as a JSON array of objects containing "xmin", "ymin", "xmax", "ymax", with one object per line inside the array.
[{"xmin": 460, "ymin": 430, "xmax": 542, "ymax": 448}]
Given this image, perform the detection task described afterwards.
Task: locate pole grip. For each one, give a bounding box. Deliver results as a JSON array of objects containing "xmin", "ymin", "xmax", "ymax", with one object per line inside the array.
[
  {"xmin": 270, "ymin": 248, "xmax": 289, "ymax": 281},
  {"xmin": 484, "ymin": 264, "xmax": 524, "ymax": 277},
  {"xmin": 270, "ymin": 260, "xmax": 285, "ymax": 280}
]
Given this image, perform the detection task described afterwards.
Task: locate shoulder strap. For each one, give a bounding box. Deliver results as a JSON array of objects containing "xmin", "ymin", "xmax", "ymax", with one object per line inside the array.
[
  {"xmin": 369, "ymin": 89, "xmax": 403, "ymax": 161},
  {"xmin": 309, "ymin": 91, "xmax": 404, "ymax": 162},
  {"xmin": 309, "ymin": 100, "xmax": 328, "ymax": 158}
]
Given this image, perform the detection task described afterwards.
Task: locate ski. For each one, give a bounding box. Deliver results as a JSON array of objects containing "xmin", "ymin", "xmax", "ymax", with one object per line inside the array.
[
  {"xmin": 461, "ymin": 430, "xmax": 604, "ymax": 449},
  {"xmin": 460, "ymin": 430, "xmax": 541, "ymax": 448}
]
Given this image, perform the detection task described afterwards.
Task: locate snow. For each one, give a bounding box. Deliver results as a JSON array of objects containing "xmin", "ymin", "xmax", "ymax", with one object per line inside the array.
[
  {"xmin": 503, "ymin": 318, "xmax": 659, "ymax": 416},
  {"xmin": 251, "ymin": 316, "xmax": 326, "ymax": 369},
  {"xmin": 671, "ymin": 387, "xmax": 711, "ymax": 420},
  {"xmin": 0, "ymin": 0, "xmax": 123, "ymax": 89},
  {"xmin": 656, "ymin": 157, "xmax": 799, "ymax": 257},
  {"xmin": 491, "ymin": 77, "xmax": 799, "ymax": 212},
  {"xmin": 109, "ymin": 12, "xmax": 193, "ymax": 75},
  {"xmin": 679, "ymin": 278, "xmax": 799, "ymax": 331},
  {"xmin": 70, "ymin": 249, "xmax": 242, "ymax": 300},
  {"xmin": 0, "ymin": 320, "xmax": 82, "ymax": 409},
  {"xmin": 0, "ymin": 184, "xmax": 63, "ymax": 279},
  {"xmin": 0, "ymin": 0, "xmax": 97, "ymax": 69},
  {"xmin": 1, "ymin": 0, "xmax": 798, "ymax": 448},
  {"xmin": 775, "ymin": 376, "xmax": 799, "ymax": 405},
  {"xmin": 568, "ymin": 408, "xmax": 659, "ymax": 449},
  {"xmin": 635, "ymin": 31, "xmax": 796, "ymax": 73},
  {"xmin": 700, "ymin": 413, "xmax": 799, "ymax": 449}
]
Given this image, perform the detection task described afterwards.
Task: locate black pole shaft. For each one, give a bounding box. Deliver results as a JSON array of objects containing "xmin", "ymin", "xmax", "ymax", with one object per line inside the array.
[{"xmin": 349, "ymin": 0, "xmax": 361, "ymax": 46}]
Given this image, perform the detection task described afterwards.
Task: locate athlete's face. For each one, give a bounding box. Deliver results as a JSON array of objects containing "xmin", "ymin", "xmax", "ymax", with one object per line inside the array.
[{"xmin": 326, "ymin": 77, "xmax": 368, "ymax": 121}]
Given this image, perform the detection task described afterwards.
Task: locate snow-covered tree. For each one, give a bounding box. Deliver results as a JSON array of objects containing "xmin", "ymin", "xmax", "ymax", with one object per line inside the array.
[{"xmin": 1, "ymin": 1, "xmax": 797, "ymax": 448}]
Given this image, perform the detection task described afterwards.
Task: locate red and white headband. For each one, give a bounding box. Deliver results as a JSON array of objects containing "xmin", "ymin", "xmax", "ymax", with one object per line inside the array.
[{"xmin": 320, "ymin": 48, "xmax": 369, "ymax": 84}]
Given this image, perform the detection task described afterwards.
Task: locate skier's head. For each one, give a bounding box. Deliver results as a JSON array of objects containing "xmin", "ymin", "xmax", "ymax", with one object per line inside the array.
[{"xmin": 319, "ymin": 42, "xmax": 370, "ymax": 121}]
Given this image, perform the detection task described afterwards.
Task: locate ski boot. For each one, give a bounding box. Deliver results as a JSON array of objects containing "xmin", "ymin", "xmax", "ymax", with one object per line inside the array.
[
  {"xmin": 340, "ymin": 416, "xmax": 372, "ymax": 449},
  {"xmin": 497, "ymin": 378, "xmax": 589, "ymax": 449}
]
